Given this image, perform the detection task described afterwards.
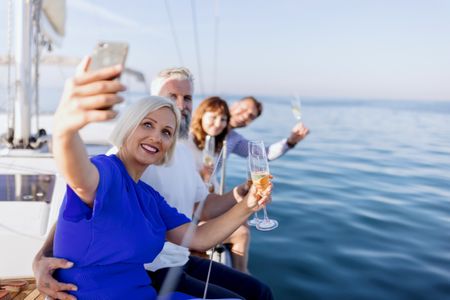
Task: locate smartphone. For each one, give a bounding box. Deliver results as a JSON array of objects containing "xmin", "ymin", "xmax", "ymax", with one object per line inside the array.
[
  {"xmin": 88, "ymin": 41, "xmax": 129, "ymax": 80},
  {"xmin": 88, "ymin": 42, "xmax": 128, "ymax": 110}
]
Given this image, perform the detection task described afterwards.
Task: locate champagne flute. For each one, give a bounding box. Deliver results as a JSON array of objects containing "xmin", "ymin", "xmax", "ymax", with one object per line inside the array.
[
  {"xmin": 290, "ymin": 95, "xmax": 302, "ymax": 122},
  {"xmin": 203, "ymin": 135, "xmax": 215, "ymax": 167},
  {"xmin": 248, "ymin": 140, "xmax": 278, "ymax": 231},
  {"xmin": 203, "ymin": 135, "xmax": 215, "ymax": 192},
  {"xmin": 246, "ymin": 171, "xmax": 260, "ymax": 226}
]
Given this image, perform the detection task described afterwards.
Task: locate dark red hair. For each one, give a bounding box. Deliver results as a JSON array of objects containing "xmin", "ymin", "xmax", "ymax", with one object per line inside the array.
[{"xmin": 190, "ymin": 97, "xmax": 230, "ymax": 153}]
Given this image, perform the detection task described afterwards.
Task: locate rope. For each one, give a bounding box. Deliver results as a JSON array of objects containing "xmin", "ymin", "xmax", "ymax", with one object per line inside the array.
[
  {"xmin": 212, "ymin": 0, "xmax": 220, "ymax": 94},
  {"xmin": 164, "ymin": 0, "xmax": 184, "ymax": 66},
  {"xmin": 202, "ymin": 139, "xmax": 227, "ymax": 298},
  {"xmin": 219, "ymin": 139, "xmax": 227, "ymax": 195},
  {"xmin": 6, "ymin": 0, "xmax": 14, "ymax": 134},
  {"xmin": 202, "ymin": 247, "xmax": 215, "ymax": 299},
  {"xmin": 190, "ymin": 0, "xmax": 205, "ymax": 96},
  {"xmin": 157, "ymin": 146, "xmax": 225, "ymax": 299}
]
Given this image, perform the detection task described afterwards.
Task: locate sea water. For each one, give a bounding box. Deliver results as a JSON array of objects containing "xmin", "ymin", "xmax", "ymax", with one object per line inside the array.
[
  {"xmin": 2, "ymin": 90, "xmax": 449, "ymax": 299},
  {"xmin": 226, "ymin": 97, "xmax": 450, "ymax": 299}
]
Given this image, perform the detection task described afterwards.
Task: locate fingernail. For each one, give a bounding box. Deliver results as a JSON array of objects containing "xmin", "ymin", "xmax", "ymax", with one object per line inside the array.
[
  {"xmin": 66, "ymin": 261, "xmax": 74, "ymax": 267},
  {"xmin": 72, "ymin": 285, "xmax": 78, "ymax": 291},
  {"xmin": 115, "ymin": 64, "xmax": 123, "ymax": 71}
]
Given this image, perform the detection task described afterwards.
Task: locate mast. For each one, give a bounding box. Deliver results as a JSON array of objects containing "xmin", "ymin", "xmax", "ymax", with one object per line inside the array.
[{"xmin": 13, "ymin": 0, "xmax": 33, "ymax": 148}]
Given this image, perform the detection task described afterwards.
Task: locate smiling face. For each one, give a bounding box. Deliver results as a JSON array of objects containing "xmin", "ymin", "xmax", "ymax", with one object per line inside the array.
[
  {"xmin": 201, "ymin": 110, "xmax": 228, "ymax": 137},
  {"xmin": 123, "ymin": 107, "xmax": 177, "ymax": 169},
  {"xmin": 229, "ymin": 98, "xmax": 260, "ymax": 128}
]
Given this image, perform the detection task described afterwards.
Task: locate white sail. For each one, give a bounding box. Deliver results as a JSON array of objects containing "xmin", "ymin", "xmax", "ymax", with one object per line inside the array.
[{"xmin": 41, "ymin": 0, "xmax": 66, "ymax": 46}]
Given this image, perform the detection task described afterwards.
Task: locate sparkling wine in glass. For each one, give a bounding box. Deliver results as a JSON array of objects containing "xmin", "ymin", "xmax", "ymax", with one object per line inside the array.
[
  {"xmin": 203, "ymin": 135, "xmax": 215, "ymax": 167},
  {"xmin": 248, "ymin": 140, "xmax": 278, "ymax": 231},
  {"xmin": 246, "ymin": 174, "xmax": 260, "ymax": 226},
  {"xmin": 290, "ymin": 96, "xmax": 302, "ymax": 122}
]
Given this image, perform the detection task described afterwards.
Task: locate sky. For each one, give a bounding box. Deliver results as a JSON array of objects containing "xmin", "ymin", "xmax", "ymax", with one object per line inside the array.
[{"xmin": 1, "ymin": 0, "xmax": 450, "ymax": 101}]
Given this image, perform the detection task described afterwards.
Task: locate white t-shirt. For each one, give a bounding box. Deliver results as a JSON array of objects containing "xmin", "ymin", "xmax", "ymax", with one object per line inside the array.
[{"xmin": 107, "ymin": 142, "xmax": 209, "ymax": 271}]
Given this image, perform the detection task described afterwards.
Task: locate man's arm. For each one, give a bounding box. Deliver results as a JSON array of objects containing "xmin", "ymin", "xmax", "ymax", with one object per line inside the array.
[
  {"xmin": 229, "ymin": 123, "xmax": 309, "ymax": 161},
  {"xmin": 168, "ymin": 184, "xmax": 271, "ymax": 252},
  {"xmin": 36, "ymin": 223, "xmax": 56, "ymax": 258},
  {"xmin": 194, "ymin": 181, "xmax": 251, "ymax": 221},
  {"xmin": 32, "ymin": 223, "xmax": 77, "ymax": 300}
]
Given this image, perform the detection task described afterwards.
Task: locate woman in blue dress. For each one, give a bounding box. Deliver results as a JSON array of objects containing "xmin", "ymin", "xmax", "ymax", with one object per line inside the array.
[{"xmin": 51, "ymin": 58, "xmax": 272, "ymax": 299}]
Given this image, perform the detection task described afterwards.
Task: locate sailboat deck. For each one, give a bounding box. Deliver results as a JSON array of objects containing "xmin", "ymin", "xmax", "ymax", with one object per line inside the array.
[{"xmin": 0, "ymin": 278, "xmax": 44, "ymax": 300}]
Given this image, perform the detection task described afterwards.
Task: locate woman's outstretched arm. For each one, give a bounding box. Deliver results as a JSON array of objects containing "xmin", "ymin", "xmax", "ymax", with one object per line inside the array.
[
  {"xmin": 53, "ymin": 57, "xmax": 125, "ymax": 206},
  {"xmin": 167, "ymin": 184, "xmax": 272, "ymax": 251}
]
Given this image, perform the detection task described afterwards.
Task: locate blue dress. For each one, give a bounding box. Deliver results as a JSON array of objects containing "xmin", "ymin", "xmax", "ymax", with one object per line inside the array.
[{"xmin": 53, "ymin": 155, "xmax": 192, "ymax": 299}]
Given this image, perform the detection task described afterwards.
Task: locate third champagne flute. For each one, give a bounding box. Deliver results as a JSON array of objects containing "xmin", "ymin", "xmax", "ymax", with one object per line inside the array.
[
  {"xmin": 248, "ymin": 140, "xmax": 278, "ymax": 231},
  {"xmin": 290, "ymin": 95, "xmax": 302, "ymax": 122}
]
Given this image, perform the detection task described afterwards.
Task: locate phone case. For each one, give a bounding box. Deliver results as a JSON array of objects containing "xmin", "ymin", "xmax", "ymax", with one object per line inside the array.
[{"xmin": 89, "ymin": 42, "xmax": 129, "ymax": 73}]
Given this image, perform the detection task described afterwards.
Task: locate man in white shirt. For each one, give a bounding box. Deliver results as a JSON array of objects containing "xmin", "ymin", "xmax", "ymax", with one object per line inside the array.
[
  {"xmin": 144, "ymin": 67, "xmax": 273, "ymax": 299},
  {"xmin": 33, "ymin": 67, "xmax": 273, "ymax": 300}
]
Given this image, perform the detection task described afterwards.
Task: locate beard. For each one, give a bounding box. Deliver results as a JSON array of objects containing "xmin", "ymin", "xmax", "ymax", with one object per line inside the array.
[{"xmin": 178, "ymin": 110, "xmax": 191, "ymax": 139}]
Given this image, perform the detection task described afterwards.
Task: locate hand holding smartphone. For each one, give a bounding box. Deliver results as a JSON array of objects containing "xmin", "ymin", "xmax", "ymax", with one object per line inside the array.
[{"xmin": 87, "ymin": 42, "xmax": 128, "ymax": 110}]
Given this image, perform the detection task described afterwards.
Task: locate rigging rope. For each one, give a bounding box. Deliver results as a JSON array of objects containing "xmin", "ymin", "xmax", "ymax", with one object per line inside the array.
[
  {"xmin": 203, "ymin": 249, "xmax": 215, "ymax": 298},
  {"xmin": 203, "ymin": 139, "xmax": 228, "ymax": 298},
  {"xmin": 6, "ymin": 0, "xmax": 15, "ymax": 136},
  {"xmin": 157, "ymin": 145, "xmax": 226, "ymax": 299},
  {"xmin": 158, "ymin": 3, "xmax": 227, "ymax": 298},
  {"xmin": 164, "ymin": 0, "xmax": 184, "ymax": 67},
  {"xmin": 190, "ymin": 0, "xmax": 205, "ymax": 96},
  {"xmin": 212, "ymin": 0, "xmax": 220, "ymax": 94}
]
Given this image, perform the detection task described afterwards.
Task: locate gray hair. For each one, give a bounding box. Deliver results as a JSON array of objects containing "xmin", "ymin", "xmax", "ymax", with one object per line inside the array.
[
  {"xmin": 108, "ymin": 96, "xmax": 181, "ymax": 165},
  {"xmin": 150, "ymin": 67, "xmax": 194, "ymax": 96}
]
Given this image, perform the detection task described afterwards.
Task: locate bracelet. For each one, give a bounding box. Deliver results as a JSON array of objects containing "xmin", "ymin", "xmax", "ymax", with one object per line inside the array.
[
  {"xmin": 207, "ymin": 182, "xmax": 215, "ymax": 193},
  {"xmin": 286, "ymin": 140, "xmax": 297, "ymax": 148}
]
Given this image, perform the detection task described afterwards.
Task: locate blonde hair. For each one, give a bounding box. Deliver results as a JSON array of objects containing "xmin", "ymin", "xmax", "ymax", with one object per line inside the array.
[
  {"xmin": 150, "ymin": 67, "xmax": 194, "ymax": 96},
  {"xmin": 109, "ymin": 96, "xmax": 180, "ymax": 165}
]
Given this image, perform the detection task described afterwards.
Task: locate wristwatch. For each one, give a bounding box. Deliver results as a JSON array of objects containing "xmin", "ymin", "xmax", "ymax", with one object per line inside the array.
[{"xmin": 286, "ymin": 139, "xmax": 297, "ymax": 148}]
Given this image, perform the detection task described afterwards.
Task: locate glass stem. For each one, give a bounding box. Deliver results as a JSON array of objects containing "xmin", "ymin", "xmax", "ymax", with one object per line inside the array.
[
  {"xmin": 263, "ymin": 206, "xmax": 270, "ymax": 221},
  {"xmin": 253, "ymin": 211, "xmax": 259, "ymax": 220}
]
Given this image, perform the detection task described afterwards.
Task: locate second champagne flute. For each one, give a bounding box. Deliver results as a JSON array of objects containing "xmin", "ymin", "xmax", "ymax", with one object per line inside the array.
[{"xmin": 202, "ymin": 135, "xmax": 215, "ymax": 167}]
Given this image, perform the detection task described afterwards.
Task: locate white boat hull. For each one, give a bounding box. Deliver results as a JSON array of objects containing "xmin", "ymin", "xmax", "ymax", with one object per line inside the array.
[{"xmin": 0, "ymin": 114, "xmax": 114, "ymax": 278}]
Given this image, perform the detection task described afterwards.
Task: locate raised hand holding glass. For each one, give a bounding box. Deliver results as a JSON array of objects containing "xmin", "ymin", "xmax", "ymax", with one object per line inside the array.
[{"xmin": 290, "ymin": 95, "xmax": 302, "ymax": 122}]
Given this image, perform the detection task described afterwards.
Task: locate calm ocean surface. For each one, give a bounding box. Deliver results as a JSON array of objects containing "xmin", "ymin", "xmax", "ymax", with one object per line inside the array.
[
  {"xmin": 225, "ymin": 97, "xmax": 450, "ymax": 300},
  {"xmin": 2, "ymin": 90, "xmax": 449, "ymax": 299}
]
